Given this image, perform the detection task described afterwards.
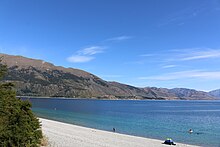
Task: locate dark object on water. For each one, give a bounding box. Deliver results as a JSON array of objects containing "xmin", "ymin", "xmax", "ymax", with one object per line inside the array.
[
  {"xmin": 113, "ymin": 128, "xmax": 116, "ymax": 132},
  {"xmin": 163, "ymin": 138, "xmax": 176, "ymax": 145},
  {"xmin": 188, "ymin": 129, "xmax": 193, "ymax": 134}
]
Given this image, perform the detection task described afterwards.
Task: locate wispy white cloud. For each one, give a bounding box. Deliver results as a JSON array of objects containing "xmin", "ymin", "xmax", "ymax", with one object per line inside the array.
[
  {"xmin": 154, "ymin": 48, "xmax": 220, "ymax": 63},
  {"xmin": 124, "ymin": 54, "xmax": 155, "ymax": 65},
  {"xmin": 67, "ymin": 55, "xmax": 94, "ymax": 63},
  {"xmin": 67, "ymin": 46, "xmax": 105, "ymax": 63},
  {"xmin": 106, "ymin": 36, "xmax": 133, "ymax": 41},
  {"xmin": 139, "ymin": 70, "xmax": 220, "ymax": 81},
  {"xmin": 129, "ymin": 48, "xmax": 220, "ymax": 68},
  {"xmin": 180, "ymin": 49, "xmax": 220, "ymax": 61},
  {"xmin": 78, "ymin": 46, "xmax": 105, "ymax": 55},
  {"xmin": 162, "ymin": 65, "xmax": 177, "ymax": 68}
]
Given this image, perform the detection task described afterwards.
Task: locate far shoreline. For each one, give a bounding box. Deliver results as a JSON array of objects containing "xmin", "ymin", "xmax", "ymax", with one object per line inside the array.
[
  {"xmin": 17, "ymin": 95, "xmax": 166, "ymax": 100},
  {"xmin": 17, "ymin": 96, "xmax": 219, "ymax": 101}
]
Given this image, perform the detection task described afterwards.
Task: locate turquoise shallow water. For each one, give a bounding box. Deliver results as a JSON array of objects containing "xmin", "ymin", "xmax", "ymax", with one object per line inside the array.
[{"xmin": 24, "ymin": 98, "xmax": 220, "ymax": 147}]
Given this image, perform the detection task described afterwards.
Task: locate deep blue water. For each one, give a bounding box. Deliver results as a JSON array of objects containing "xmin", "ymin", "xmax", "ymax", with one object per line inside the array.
[{"xmin": 23, "ymin": 98, "xmax": 220, "ymax": 147}]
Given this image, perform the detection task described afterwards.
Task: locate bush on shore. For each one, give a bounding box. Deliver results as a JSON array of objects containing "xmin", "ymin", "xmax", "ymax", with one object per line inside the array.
[{"xmin": 0, "ymin": 60, "xmax": 42, "ymax": 147}]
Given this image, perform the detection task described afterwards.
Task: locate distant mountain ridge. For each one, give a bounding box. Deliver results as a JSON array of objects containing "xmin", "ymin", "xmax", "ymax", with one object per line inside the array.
[
  {"xmin": 209, "ymin": 89, "xmax": 220, "ymax": 98},
  {"xmin": 0, "ymin": 53, "xmax": 217, "ymax": 100}
]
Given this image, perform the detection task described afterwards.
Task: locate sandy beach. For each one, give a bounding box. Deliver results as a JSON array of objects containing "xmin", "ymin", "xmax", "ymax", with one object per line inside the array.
[{"xmin": 40, "ymin": 118, "xmax": 199, "ymax": 147}]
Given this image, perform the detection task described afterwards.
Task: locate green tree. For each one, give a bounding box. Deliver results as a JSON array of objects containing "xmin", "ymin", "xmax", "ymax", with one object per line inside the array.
[{"xmin": 0, "ymin": 59, "xmax": 42, "ymax": 147}]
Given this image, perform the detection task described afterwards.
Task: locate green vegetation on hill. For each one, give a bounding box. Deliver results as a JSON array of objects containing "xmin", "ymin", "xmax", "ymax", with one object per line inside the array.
[{"xmin": 0, "ymin": 59, "xmax": 42, "ymax": 147}]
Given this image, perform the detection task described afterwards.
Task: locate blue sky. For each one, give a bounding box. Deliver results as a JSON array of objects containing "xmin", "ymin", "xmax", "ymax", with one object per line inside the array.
[{"xmin": 0, "ymin": 0, "xmax": 220, "ymax": 91}]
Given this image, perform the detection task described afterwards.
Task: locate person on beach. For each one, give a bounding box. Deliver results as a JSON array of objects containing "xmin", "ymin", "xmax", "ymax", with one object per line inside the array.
[{"xmin": 113, "ymin": 128, "xmax": 116, "ymax": 132}]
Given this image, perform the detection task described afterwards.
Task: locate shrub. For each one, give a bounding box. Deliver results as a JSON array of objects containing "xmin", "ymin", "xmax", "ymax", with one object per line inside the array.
[{"xmin": 0, "ymin": 59, "xmax": 42, "ymax": 147}]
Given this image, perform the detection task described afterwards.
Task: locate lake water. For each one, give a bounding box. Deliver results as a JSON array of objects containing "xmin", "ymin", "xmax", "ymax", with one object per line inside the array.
[{"xmin": 24, "ymin": 98, "xmax": 220, "ymax": 147}]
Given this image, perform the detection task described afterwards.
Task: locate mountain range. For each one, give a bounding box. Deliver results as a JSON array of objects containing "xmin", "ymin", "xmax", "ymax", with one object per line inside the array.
[
  {"xmin": 0, "ymin": 53, "xmax": 218, "ymax": 100},
  {"xmin": 209, "ymin": 89, "xmax": 220, "ymax": 98}
]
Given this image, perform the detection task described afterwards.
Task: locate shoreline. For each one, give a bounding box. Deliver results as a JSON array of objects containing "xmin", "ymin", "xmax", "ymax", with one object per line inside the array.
[
  {"xmin": 40, "ymin": 118, "xmax": 199, "ymax": 147},
  {"xmin": 18, "ymin": 96, "xmax": 157, "ymax": 100},
  {"xmin": 19, "ymin": 96, "xmax": 219, "ymax": 101},
  {"xmin": 19, "ymin": 96, "xmax": 166, "ymax": 101}
]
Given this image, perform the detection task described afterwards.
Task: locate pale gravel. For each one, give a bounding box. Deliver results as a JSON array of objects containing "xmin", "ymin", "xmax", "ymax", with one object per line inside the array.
[{"xmin": 40, "ymin": 118, "xmax": 199, "ymax": 147}]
